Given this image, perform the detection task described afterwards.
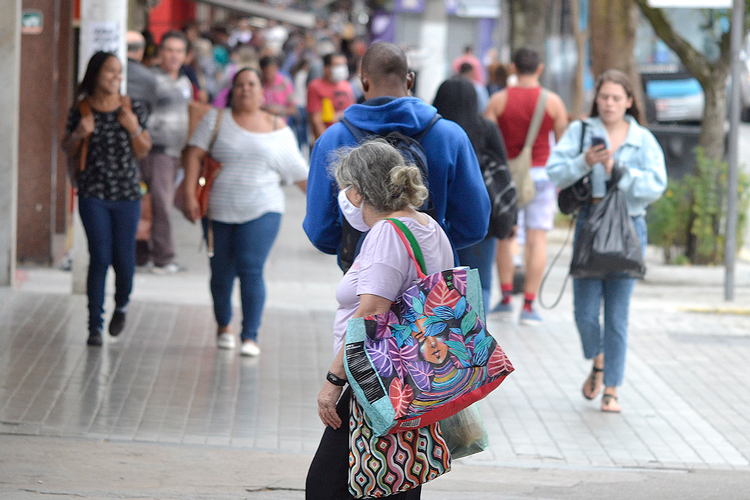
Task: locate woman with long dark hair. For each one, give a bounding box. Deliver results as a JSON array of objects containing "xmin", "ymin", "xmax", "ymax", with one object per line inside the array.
[
  {"xmin": 61, "ymin": 51, "xmax": 152, "ymax": 346},
  {"xmin": 182, "ymin": 68, "xmax": 308, "ymax": 356},
  {"xmin": 432, "ymin": 76, "xmax": 510, "ymax": 311},
  {"xmin": 546, "ymin": 69, "xmax": 667, "ymax": 412}
]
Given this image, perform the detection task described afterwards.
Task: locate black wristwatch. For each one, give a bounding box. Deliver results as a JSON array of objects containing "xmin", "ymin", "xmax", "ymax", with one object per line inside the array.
[{"xmin": 326, "ymin": 371, "xmax": 347, "ymax": 386}]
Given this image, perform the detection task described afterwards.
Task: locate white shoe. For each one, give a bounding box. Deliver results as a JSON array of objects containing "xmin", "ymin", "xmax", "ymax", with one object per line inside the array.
[
  {"xmin": 240, "ymin": 340, "xmax": 261, "ymax": 357},
  {"xmin": 216, "ymin": 332, "xmax": 236, "ymax": 350},
  {"xmin": 151, "ymin": 262, "xmax": 185, "ymax": 274}
]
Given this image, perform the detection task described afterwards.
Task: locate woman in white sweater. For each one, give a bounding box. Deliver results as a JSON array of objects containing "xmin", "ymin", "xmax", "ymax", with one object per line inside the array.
[{"xmin": 183, "ymin": 68, "xmax": 308, "ymax": 356}]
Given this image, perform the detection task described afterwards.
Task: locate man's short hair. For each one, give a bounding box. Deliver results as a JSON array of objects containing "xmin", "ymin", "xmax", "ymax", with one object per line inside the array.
[
  {"xmin": 360, "ymin": 42, "xmax": 409, "ymax": 85},
  {"xmin": 459, "ymin": 62, "xmax": 474, "ymax": 75},
  {"xmin": 160, "ymin": 30, "xmax": 188, "ymax": 51},
  {"xmin": 322, "ymin": 52, "xmax": 344, "ymax": 67},
  {"xmin": 259, "ymin": 55, "xmax": 279, "ymax": 70},
  {"xmin": 513, "ymin": 47, "xmax": 540, "ymax": 75}
]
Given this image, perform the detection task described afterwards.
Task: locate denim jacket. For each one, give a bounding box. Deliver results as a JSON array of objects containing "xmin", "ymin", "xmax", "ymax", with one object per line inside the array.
[{"xmin": 546, "ymin": 116, "xmax": 667, "ymax": 217}]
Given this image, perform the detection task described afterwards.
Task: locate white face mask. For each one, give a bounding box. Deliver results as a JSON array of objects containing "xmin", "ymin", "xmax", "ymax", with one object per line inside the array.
[
  {"xmin": 331, "ymin": 64, "xmax": 349, "ymax": 83},
  {"xmin": 338, "ymin": 187, "xmax": 370, "ymax": 232}
]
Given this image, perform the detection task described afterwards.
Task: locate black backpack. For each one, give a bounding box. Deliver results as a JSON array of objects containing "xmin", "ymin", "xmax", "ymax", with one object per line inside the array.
[
  {"xmin": 338, "ymin": 114, "xmax": 442, "ymax": 272},
  {"xmin": 478, "ymin": 149, "xmax": 517, "ymax": 240}
]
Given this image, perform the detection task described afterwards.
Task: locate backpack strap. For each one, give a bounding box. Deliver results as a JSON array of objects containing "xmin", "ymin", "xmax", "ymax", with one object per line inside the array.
[
  {"xmin": 386, "ymin": 218, "xmax": 427, "ymax": 279},
  {"xmin": 341, "ymin": 114, "xmax": 442, "ymax": 145}
]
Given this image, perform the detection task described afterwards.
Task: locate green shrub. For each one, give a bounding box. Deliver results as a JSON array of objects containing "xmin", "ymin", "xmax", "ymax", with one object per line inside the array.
[{"xmin": 647, "ymin": 147, "xmax": 750, "ymax": 265}]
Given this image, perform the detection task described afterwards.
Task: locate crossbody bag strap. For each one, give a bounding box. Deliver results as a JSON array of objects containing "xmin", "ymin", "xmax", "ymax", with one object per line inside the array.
[
  {"xmin": 386, "ymin": 218, "xmax": 427, "ymax": 279},
  {"xmin": 208, "ymin": 108, "xmax": 223, "ymax": 154},
  {"xmin": 522, "ymin": 88, "xmax": 549, "ymax": 151}
]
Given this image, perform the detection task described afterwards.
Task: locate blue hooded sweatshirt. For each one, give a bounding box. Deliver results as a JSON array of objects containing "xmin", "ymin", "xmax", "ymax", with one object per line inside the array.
[{"xmin": 303, "ymin": 96, "xmax": 490, "ymax": 259}]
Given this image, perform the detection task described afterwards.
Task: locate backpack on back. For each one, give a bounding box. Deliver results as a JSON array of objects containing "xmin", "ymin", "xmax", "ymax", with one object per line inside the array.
[{"xmin": 338, "ymin": 115, "xmax": 442, "ymax": 272}]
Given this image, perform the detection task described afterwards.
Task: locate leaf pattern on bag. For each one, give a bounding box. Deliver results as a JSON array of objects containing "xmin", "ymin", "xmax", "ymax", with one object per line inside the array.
[{"xmin": 389, "ymin": 377, "xmax": 415, "ymax": 418}]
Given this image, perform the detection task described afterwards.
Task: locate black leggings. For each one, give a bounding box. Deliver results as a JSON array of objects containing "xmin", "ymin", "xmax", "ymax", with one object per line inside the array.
[{"xmin": 305, "ymin": 387, "xmax": 422, "ymax": 500}]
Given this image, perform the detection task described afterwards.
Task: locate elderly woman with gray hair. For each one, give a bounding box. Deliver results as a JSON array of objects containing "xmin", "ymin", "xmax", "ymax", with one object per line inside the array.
[{"xmin": 305, "ymin": 139, "xmax": 455, "ymax": 499}]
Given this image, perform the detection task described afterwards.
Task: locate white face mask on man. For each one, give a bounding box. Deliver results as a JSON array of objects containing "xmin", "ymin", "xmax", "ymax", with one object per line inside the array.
[
  {"xmin": 337, "ymin": 187, "xmax": 370, "ymax": 232},
  {"xmin": 331, "ymin": 64, "xmax": 349, "ymax": 83}
]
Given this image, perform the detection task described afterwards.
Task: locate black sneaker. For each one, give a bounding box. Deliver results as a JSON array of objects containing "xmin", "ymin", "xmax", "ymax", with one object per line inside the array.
[
  {"xmin": 108, "ymin": 310, "xmax": 126, "ymax": 337},
  {"xmin": 87, "ymin": 330, "xmax": 103, "ymax": 346}
]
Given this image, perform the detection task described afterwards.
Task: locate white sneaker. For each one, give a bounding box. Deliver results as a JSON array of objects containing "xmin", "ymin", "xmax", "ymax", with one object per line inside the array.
[
  {"xmin": 151, "ymin": 262, "xmax": 185, "ymax": 274},
  {"xmin": 240, "ymin": 340, "xmax": 261, "ymax": 357},
  {"xmin": 216, "ymin": 332, "xmax": 236, "ymax": 350}
]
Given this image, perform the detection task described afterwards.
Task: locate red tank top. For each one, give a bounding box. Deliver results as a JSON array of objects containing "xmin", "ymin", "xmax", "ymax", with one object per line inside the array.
[{"xmin": 497, "ymin": 87, "xmax": 555, "ymax": 167}]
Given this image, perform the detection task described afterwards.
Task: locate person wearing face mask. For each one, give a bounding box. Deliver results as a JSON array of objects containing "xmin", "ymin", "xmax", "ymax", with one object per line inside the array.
[
  {"xmin": 306, "ymin": 139, "xmax": 454, "ymax": 499},
  {"xmin": 306, "ymin": 52, "xmax": 355, "ymax": 140},
  {"xmin": 303, "ymin": 42, "xmax": 489, "ymax": 273}
]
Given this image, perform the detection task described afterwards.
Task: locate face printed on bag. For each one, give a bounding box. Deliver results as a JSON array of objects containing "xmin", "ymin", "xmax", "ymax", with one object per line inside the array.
[{"xmin": 420, "ymin": 333, "xmax": 450, "ymax": 365}]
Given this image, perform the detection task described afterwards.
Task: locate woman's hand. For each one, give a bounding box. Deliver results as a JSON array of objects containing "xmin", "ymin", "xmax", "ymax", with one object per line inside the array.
[
  {"xmin": 585, "ymin": 144, "xmax": 611, "ymax": 168},
  {"xmin": 182, "ymin": 191, "xmax": 202, "ymax": 223},
  {"xmin": 73, "ymin": 113, "xmax": 94, "ymax": 140},
  {"xmin": 317, "ymin": 382, "xmax": 343, "ymax": 429}
]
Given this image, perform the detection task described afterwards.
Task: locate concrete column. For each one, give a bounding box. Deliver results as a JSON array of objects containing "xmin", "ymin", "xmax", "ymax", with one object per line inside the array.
[
  {"xmin": 0, "ymin": 0, "xmax": 21, "ymax": 287},
  {"xmin": 417, "ymin": 0, "xmax": 449, "ymax": 103}
]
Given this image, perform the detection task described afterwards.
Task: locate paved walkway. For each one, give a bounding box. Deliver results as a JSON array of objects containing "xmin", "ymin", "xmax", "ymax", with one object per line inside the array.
[{"xmin": 1, "ymin": 188, "xmax": 750, "ymax": 499}]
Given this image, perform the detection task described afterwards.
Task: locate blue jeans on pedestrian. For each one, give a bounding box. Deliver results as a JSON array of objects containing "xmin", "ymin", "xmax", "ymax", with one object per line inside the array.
[
  {"xmin": 79, "ymin": 196, "xmax": 141, "ymax": 334},
  {"xmin": 457, "ymin": 236, "xmax": 496, "ymax": 313},
  {"xmin": 291, "ymin": 106, "xmax": 308, "ymax": 150},
  {"xmin": 572, "ymin": 204, "xmax": 647, "ymax": 388},
  {"xmin": 203, "ymin": 212, "xmax": 281, "ymax": 342}
]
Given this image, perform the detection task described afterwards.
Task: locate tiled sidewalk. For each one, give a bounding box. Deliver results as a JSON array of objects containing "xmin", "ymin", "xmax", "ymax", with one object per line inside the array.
[{"xmin": 1, "ymin": 188, "xmax": 748, "ymax": 473}]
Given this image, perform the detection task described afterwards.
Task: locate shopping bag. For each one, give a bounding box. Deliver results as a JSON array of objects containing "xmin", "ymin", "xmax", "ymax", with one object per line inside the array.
[
  {"xmin": 344, "ymin": 219, "xmax": 514, "ymax": 437},
  {"xmin": 570, "ymin": 183, "xmax": 645, "ymax": 279},
  {"xmin": 348, "ymin": 394, "xmax": 450, "ymax": 499},
  {"xmin": 439, "ymin": 403, "xmax": 489, "ymax": 460}
]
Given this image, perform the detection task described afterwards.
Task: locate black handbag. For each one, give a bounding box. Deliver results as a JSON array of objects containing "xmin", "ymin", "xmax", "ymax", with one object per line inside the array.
[
  {"xmin": 557, "ymin": 122, "xmax": 592, "ymax": 215},
  {"xmin": 569, "ymin": 167, "xmax": 645, "ymax": 279}
]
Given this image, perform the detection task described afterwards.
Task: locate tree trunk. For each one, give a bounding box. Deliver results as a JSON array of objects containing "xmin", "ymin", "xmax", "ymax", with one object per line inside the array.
[
  {"xmin": 571, "ymin": 0, "xmax": 586, "ymax": 120},
  {"xmin": 589, "ymin": 0, "xmax": 646, "ymax": 124},
  {"xmin": 511, "ymin": 0, "xmax": 552, "ymax": 62},
  {"xmin": 699, "ymin": 76, "xmax": 728, "ymax": 160}
]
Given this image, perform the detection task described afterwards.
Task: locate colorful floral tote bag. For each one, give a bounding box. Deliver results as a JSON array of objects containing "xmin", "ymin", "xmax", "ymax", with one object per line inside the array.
[{"xmin": 344, "ymin": 219, "xmax": 514, "ymax": 437}]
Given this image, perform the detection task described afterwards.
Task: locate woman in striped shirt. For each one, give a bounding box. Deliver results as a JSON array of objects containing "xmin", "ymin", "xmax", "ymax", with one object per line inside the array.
[{"xmin": 183, "ymin": 68, "xmax": 308, "ymax": 356}]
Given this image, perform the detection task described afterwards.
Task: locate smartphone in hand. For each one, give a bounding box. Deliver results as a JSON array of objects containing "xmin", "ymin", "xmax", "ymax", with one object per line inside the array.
[{"xmin": 590, "ymin": 136, "xmax": 606, "ymax": 149}]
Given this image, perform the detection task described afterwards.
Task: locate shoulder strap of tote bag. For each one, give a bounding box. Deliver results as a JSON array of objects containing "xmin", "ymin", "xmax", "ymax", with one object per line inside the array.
[
  {"xmin": 522, "ymin": 89, "xmax": 549, "ymax": 151},
  {"xmin": 208, "ymin": 108, "xmax": 223, "ymax": 154},
  {"xmin": 386, "ymin": 218, "xmax": 427, "ymax": 278}
]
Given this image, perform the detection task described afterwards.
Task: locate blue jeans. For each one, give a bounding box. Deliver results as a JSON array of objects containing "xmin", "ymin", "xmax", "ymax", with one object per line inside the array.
[
  {"xmin": 203, "ymin": 213, "xmax": 281, "ymax": 341},
  {"xmin": 291, "ymin": 106, "xmax": 308, "ymax": 149},
  {"xmin": 79, "ymin": 196, "xmax": 141, "ymax": 333},
  {"xmin": 572, "ymin": 204, "xmax": 647, "ymax": 387},
  {"xmin": 457, "ymin": 237, "xmax": 496, "ymax": 313}
]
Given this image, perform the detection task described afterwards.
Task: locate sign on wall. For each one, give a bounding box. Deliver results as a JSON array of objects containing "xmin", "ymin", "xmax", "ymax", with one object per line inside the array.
[{"xmin": 21, "ymin": 10, "xmax": 43, "ymax": 35}]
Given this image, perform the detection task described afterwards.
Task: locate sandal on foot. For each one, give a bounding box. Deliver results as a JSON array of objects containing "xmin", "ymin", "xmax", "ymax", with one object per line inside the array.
[
  {"xmin": 582, "ymin": 366, "xmax": 604, "ymax": 400},
  {"xmin": 601, "ymin": 393, "xmax": 621, "ymax": 413}
]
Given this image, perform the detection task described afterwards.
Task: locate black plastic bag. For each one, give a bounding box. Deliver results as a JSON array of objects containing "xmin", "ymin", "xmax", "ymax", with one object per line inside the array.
[{"xmin": 570, "ymin": 184, "xmax": 645, "ymax": 279}]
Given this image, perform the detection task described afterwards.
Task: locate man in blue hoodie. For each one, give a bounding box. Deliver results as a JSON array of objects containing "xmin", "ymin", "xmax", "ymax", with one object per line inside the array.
[{"xmin": 303, "ymin": 42, "xmax": 490, "ymax": 269}]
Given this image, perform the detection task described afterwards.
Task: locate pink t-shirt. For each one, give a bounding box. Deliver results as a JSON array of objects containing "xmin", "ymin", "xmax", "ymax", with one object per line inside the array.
[
  {"xmin": 332, "ymin": 216, "xmax": 454, "ymax": 354},
  {"xmin": 263, "ymin": 72, "xmax": 295, "ymax": 109}
]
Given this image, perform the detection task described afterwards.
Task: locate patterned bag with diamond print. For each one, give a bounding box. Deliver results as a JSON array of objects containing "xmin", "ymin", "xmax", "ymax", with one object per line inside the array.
[{"xmin": 344, "ymin": 218, "xmax": 514, "ymax": 438}]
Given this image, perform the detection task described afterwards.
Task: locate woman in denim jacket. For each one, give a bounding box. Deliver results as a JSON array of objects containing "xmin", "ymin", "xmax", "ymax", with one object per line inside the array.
[{"xmin": 546, "ymin": 70, "xmax": 667, "ymax": 412}]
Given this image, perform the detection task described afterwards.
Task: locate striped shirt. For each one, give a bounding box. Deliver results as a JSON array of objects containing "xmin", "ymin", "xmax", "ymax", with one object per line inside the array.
[{"xmin": 189, "ymin": 108, "xmax": 308, "ymax": 224}]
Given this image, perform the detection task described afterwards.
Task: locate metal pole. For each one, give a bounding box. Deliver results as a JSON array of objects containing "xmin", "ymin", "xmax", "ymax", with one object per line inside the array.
[{"xmin": 725, "ymin": 0, "xmax": 744, "ymax": 301}]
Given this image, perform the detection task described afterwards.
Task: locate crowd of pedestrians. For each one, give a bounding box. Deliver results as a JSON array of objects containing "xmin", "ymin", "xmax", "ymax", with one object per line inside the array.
[{"xmin": 63, "ymin": 12, "xmax": 667, "ymax": 421}]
